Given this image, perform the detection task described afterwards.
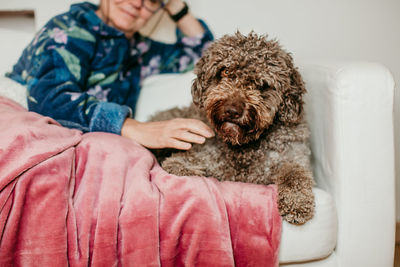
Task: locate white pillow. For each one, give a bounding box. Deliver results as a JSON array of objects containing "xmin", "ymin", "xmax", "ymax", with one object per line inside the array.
[
  {"xmin": 0, "ymin": 28, "xmax": 34, "ymax": 76},
  {"xmin": 135, "ymin": 72, "xmax": 195, "ymax": 122},
  {"xmin": 0, "ymin": 75, "xmax": 28, "ymax": 109}
]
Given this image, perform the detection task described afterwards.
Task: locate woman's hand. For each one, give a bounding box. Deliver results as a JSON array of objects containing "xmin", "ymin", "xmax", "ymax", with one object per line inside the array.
[{"xmin": 121, "ymin": 117, "xmax": 214, "ymax": 150}]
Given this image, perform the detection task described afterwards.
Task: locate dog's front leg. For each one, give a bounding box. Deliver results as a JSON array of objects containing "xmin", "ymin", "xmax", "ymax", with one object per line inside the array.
[{"xmin": 271, "ymin": 162, "xmax": 314, "ymax": 224}]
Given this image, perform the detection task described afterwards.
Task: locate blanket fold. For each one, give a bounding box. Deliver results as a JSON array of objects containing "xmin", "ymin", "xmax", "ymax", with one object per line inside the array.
[{"xmin": 0, "ymin": 96, "xmax": 281, "ymax": 267}]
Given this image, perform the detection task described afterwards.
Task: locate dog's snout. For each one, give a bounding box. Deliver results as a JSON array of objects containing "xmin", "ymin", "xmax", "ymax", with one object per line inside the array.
[{"xmin": 224, "ymin": 103, "xmax": 243, "ymax": 119}]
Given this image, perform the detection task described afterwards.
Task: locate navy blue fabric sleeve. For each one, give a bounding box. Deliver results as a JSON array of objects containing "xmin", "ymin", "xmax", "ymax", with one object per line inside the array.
[{"xmin": 28, "ymin": 48, "xmax": 131, "ymax": 134}]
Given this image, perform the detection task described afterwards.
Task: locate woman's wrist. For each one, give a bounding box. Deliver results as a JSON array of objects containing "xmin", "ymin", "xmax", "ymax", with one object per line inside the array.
[
  {"xmin": 164, "ymin": 0, "xmax": 204, "ymax": 36},
  {"xmin": 165, "ymin": 0, "xmax": 189, "ymax": 22},
  {"xmin": 121, "ymin": 118, "xmax": 138, "ymax": 138}
]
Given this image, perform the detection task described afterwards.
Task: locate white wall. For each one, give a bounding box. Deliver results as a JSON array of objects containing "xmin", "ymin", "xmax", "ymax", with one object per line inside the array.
[{"xmin": 1, "ymin": 0, "xmax": 400, "ymax": 220}]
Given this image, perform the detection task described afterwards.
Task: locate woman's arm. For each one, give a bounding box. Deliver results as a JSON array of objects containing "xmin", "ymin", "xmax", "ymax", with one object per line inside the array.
[
  {"xmin": 139, "ymin": 1, "xmax": 214, "ymax": 79},
  {"xmin": 25, "ymin": 48, "xmax": 131, "ymax": 134},
  {"xmin": 7, "ymin": 16, "xmax": 131, "ymax": 134},
  {"xmin": 164, "ymin": 0, "xmax": 205, "ymax": 37}
]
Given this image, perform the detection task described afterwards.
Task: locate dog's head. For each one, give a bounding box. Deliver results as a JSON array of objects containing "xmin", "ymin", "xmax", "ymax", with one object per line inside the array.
[{"xmin": 192, "ymin": 31, "xmax": 306, "ymax": 146}]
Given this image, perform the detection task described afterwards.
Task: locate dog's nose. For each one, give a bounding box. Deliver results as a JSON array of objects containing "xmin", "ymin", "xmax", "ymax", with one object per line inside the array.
[{"xmin": 224, "ymin": 104, "xmax": 243, "ymax": 119}]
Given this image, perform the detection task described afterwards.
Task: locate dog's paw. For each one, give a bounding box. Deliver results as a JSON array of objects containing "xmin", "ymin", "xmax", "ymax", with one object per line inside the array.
[{"xmin": 278, "ymin": 190, "xmax": 315, "ymax": 225}]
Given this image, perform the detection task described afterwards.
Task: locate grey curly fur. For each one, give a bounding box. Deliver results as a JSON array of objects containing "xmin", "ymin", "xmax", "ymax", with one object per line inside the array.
[{"xmin": 150, "ymin": 32, "xmax": 315, "ymax": 224}]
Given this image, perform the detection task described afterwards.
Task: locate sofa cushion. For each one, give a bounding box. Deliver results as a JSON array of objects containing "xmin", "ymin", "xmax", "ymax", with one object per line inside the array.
[
  {"xmin": 135, "ymin": 71, "xmax": 195, "ymax": 121},
  {"xmin": 280, "ymin": 188, "xmax": 337, "ymax": 263}
]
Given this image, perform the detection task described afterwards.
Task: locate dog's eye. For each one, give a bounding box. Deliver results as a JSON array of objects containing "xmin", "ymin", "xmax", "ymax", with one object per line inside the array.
[{"xmin": 221, "ymin": 69, "xmax": 230, "ymax": 78}]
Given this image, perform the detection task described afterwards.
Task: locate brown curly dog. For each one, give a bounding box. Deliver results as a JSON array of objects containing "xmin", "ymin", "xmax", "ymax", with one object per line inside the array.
[{"xmin": 151, "ymin": 32, "xmax": 315, "ymax": 224}]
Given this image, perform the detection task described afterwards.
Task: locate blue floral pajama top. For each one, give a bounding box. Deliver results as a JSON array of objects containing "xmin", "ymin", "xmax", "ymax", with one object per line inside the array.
[{"xmin": 7, "ymin": 2, "xmax": 214, "ymax": 134}]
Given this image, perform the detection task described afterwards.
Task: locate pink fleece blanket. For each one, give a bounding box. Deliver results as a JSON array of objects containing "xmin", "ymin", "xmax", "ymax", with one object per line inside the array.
[{"xmin": 0, "ymin": 96, "xmax": 281, "ymax": 267}]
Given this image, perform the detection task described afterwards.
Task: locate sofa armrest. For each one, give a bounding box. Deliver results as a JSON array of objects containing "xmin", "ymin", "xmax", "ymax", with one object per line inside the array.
[{"xmin": 300, "ymin": 61, "xmax": 396, "ymax": 267}]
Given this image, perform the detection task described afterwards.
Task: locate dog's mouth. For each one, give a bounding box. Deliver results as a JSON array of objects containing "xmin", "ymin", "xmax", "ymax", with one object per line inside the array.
[
  {"xmin": 212, "ymin": 119, "xmax": 257, "ymax": 146},
  {"xmin": 221, "ymin": 121, "xmax": 240, "ymax": 135},
  {"xmin": 220, "ymin": 120, "xmax": 253, "ymax": 133},
  {"xmin": 217, "ymin": 121, "xmax": 242, "ymax": 145}
]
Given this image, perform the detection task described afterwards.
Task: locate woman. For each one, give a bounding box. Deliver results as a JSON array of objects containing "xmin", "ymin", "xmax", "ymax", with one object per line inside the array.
[{"xmin": 7, "ymin": 0, "xmax": 215, "ymax": 150}]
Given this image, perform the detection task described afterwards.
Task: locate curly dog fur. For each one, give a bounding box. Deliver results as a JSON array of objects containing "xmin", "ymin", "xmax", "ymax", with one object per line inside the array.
[{"xmin": 151, "ymin": 32, "xmax": 315, "ymax": 224}]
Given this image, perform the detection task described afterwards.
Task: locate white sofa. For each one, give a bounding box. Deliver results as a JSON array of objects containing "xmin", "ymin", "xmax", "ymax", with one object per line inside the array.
[
  {"xmin": 0, "ymin": 27, "xmax": 396, "ymax": 266},
  {"xmin": 136, "ymin": 61, "xmax": 396, "ymax": 267}
]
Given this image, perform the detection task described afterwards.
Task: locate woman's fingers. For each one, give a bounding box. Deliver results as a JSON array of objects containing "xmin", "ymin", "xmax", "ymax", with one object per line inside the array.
[
  {"xmin": 174, "ymin": 129, "xmax": 206, "ymax": 145},
  {"xmin": 121, "ymin": 118, "xmax": 214, "ymax": 149},
  {"xmin": 171, "ymin": 118, "xmax": 214, "ymax": 138},
  {"xmin": 167, "ymin": 138, "xmax": 192, "ymax": 150}
]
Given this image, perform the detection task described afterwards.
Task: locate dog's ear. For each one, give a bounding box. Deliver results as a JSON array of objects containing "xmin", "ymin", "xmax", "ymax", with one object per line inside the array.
[
  {"xmin": 277, "ymin": 54, "xmax": 306, "ymax": 125},
  {"xmin": 191, "ymin": 56, "xmax": 206, "ymax": 108},
  {"xmin": 191, "ymin": 50, "xmax": 215, "ymax": 109}
]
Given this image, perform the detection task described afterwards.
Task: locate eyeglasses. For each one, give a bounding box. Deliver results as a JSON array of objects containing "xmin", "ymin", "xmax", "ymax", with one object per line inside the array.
[{"xmin": 142, "ymin": 0, "xmax": 166, "ymax": 13}]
